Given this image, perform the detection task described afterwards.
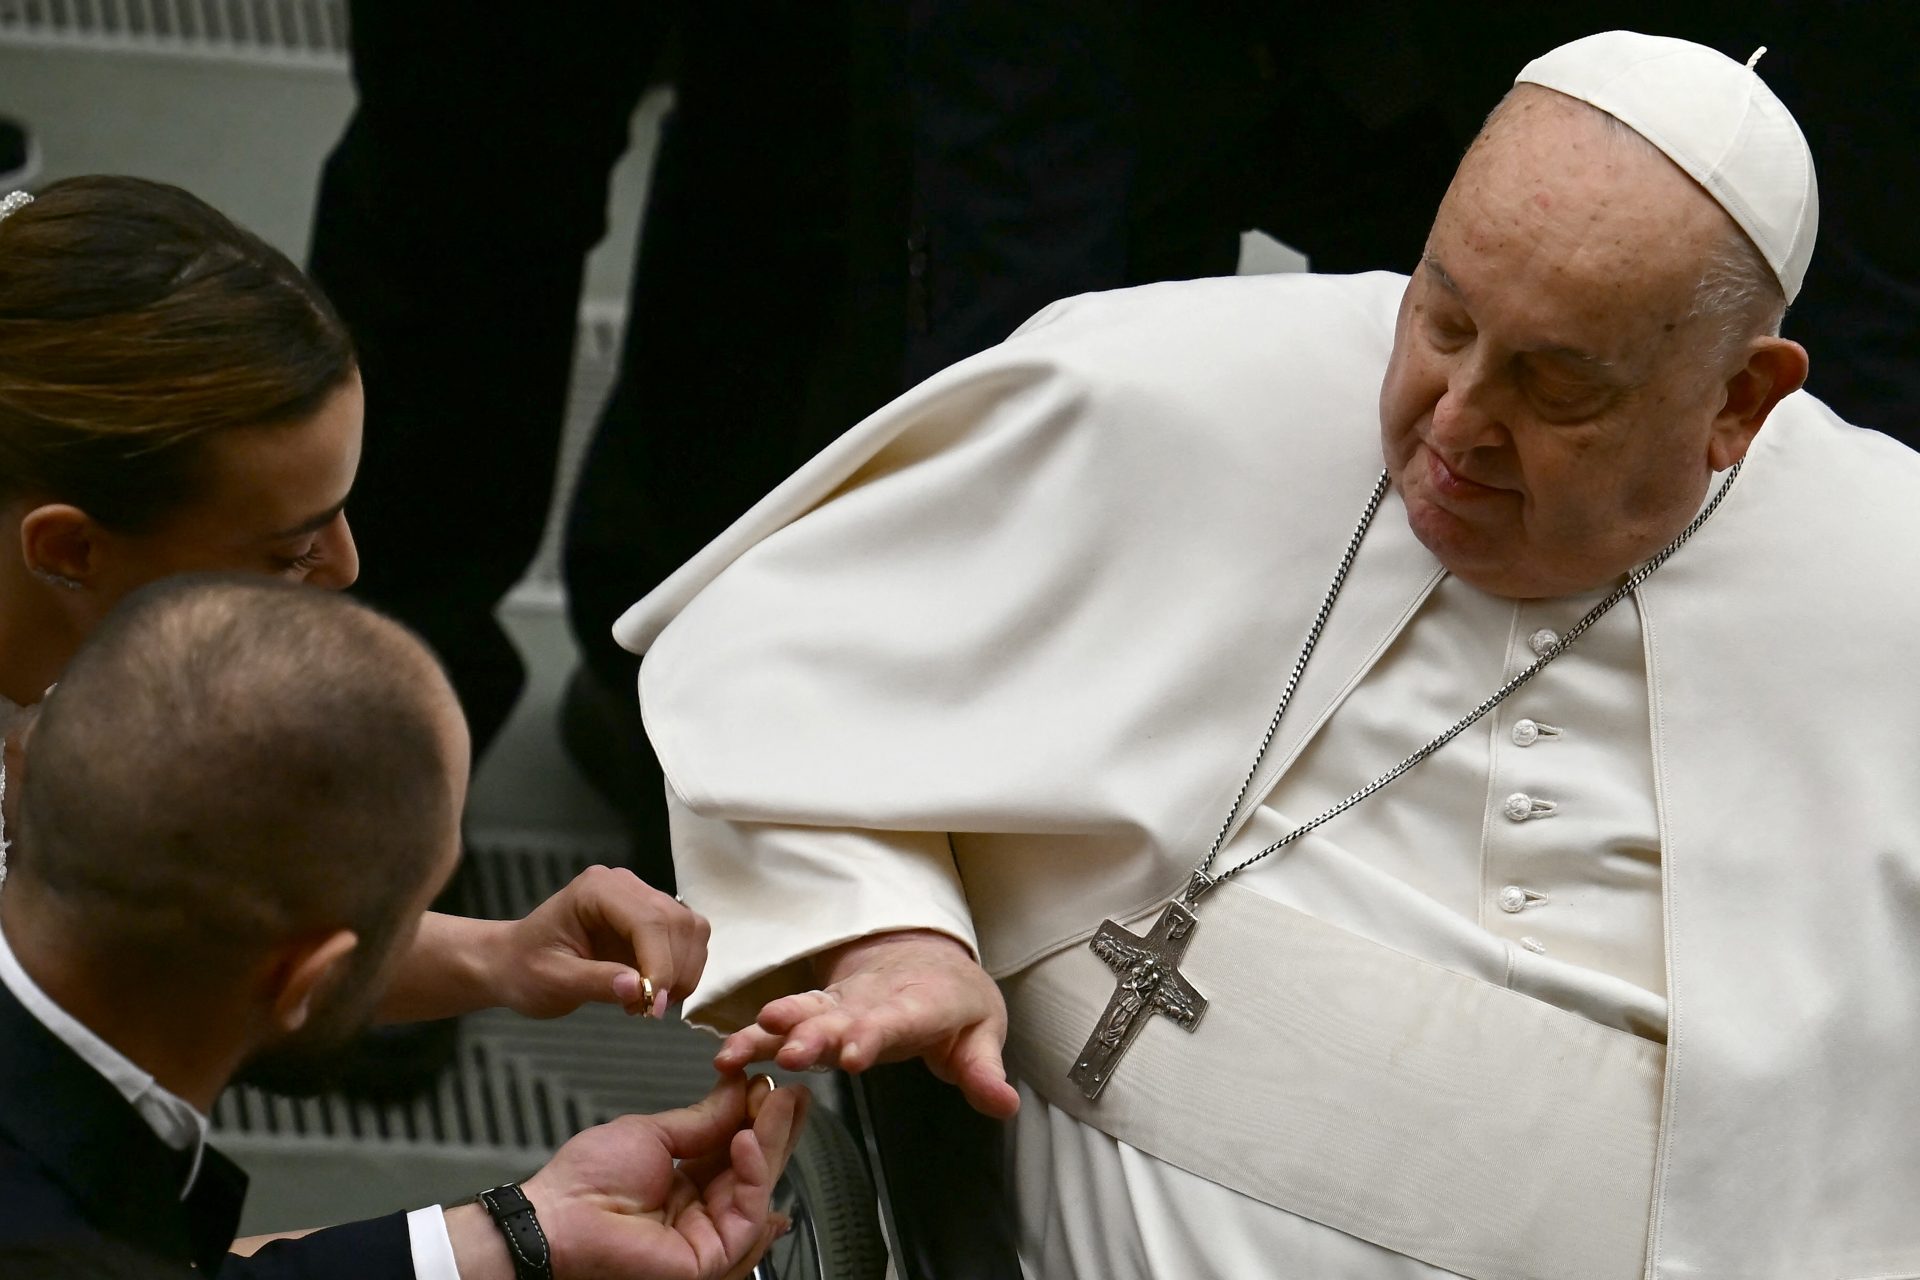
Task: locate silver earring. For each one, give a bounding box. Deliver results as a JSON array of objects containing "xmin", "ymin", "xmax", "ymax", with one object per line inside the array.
[{"xmin": 32, "ymin": 568, "xmax": 83, "ymax": 591}]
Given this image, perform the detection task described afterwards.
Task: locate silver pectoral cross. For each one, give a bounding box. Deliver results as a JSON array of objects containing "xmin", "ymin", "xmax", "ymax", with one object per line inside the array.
[{"xmin": 1069, "ymin": 877, "xmax": 1211, "ymax": 1101}]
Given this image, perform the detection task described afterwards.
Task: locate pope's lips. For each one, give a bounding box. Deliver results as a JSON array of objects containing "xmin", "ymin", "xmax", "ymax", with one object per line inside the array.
[{"xmin": 1423, "ymin": 446, "xmax": 1504, "ymax": 500}]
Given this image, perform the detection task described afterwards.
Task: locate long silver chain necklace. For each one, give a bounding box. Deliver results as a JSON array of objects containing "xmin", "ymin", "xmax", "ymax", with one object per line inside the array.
[{"xmin": 1069, "ymin": 461, "xmax": 1744, "ymax": 1100}]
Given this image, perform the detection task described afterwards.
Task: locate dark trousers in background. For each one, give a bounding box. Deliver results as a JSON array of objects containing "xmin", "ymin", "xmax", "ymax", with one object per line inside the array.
[{"xmin": 308, "ymin": 3, "xmax": 661, "ymax": 764}]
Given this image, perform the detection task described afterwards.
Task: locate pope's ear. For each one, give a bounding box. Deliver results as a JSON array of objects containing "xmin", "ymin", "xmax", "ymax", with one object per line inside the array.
[
  {"xmin": 264, "ymin": 929, "xmax": 359, "ymax": 1035},
  {"xmin": 1708, "ymin": 336, "xmax": 1808, "ymax": 471},
  {"xmin": 18, "ymin": 503, "xmax": 103, "ymax": 586}
]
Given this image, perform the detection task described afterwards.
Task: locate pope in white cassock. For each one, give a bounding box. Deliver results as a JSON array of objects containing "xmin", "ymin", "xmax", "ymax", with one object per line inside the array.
[{"xmin": 615, "ymin": 31, "xmax": 1920, "ymax": 1280}]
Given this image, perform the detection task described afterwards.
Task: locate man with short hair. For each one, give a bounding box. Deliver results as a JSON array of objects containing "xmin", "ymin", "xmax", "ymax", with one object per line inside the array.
[
  {"xmin": 0, "ymin": 576, "xmax": 803, "ymax": 1280},
  {"xmin": 621, "ymin": 30, "xmax": 1920, "ymax": 1279}
]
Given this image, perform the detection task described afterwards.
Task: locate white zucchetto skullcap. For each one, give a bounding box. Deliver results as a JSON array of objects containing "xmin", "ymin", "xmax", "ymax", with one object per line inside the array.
[{"xmin": 1516, "ymin": 30, "xmax": 1818, "ymax": 302}]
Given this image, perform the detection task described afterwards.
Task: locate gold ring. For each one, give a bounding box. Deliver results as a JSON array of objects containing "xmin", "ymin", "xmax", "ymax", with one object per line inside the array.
[{"xmin": 640, "ymin": 975, "xmax": 656, "ymax": 1010}]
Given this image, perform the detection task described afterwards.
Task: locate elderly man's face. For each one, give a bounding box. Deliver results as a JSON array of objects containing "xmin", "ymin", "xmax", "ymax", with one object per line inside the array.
[{"xmin": 1379, "ymin": 90, "xmax": 1745, "ymax": 598}]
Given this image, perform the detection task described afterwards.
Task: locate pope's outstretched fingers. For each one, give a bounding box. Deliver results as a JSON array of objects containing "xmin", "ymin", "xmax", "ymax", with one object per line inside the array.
[
  {"xmin": 754, "ymin": 988, "xmax": 840, "ymax": 1034},
  {"xmin": 716, "ymin": 1025, "xmax": 794, "ymax": 1073}
]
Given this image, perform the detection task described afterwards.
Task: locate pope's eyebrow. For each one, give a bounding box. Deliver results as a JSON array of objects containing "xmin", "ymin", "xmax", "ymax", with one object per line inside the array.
[
  {"xmin": 262, "ymin": 497, "xmax": 347, "ymax": 544},
  {"xmin": 1423, "ymin": 256, "xmax": 1463, "ymax": 299},
  {"xmin": 1529, "ymin": 344, "xmax": 1618, "ymax": 375}
]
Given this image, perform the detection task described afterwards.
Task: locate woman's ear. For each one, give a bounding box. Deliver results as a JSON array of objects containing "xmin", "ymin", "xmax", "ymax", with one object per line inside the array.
[{"xmin": 18, "ymin": 503, "xmax": 102, "ymax": 590}]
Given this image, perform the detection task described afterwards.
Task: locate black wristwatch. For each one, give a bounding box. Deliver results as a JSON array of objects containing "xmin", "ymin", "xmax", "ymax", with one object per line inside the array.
[{"xmin": 476, "ymin": 1182, "xmax": 553, "ymax": 1280}]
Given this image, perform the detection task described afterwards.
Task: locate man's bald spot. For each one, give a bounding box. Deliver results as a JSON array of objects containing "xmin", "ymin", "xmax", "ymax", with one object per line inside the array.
[{"xmin": 15, "ymin": 576, "xmax": 464, "ymax": 968}]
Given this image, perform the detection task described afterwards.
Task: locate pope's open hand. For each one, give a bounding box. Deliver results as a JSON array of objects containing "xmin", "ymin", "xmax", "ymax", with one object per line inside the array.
[
  {"xmin": 495, "ymin": 865, "xmax": 709, "ymax": 1019},
  {"xmin": 449, "ymin": 1075, "xmax": 806, "ymax": 1280},
  {"xmin": 714, "ymin": 929, "xmax": 1020, "ymax": 1119}
]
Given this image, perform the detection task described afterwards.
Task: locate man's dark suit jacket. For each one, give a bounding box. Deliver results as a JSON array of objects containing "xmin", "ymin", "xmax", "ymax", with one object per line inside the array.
[{"xmin": 0, "ymin": 980, "xmax": 414, "ymax": 1277}]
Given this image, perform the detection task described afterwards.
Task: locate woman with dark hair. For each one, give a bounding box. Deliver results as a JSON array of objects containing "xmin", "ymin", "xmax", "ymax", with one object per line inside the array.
[{"xmin": 0, "ymin": 176, "xmax": 707, "ymax": 1033}]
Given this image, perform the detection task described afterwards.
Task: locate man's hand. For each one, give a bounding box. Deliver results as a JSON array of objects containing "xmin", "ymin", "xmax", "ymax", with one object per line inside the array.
[
  {"xmin": 715, "ymin": 929, "xmax": 1020, "ymax": 1119},
  {"xmin": 493, "ymin": 865, "xmax": 710, "ymax": 1019},
  {"xmin": 378, "ymin": 866, "xmax": 709, "ymax": 1024},
  {"xmin": 448, "ymin": 1076, "xmax": 807, "ymax": 1280}
]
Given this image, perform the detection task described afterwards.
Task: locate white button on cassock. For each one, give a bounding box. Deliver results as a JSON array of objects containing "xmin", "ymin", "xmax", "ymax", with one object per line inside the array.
[
  {"xmin": 1513, "ymin": 719, "xmax": 1542, "ymax": 747},
  {"xmin": 1529, "ymin": 628, "xmax": 1560, "ymax": 657},
  {"xmin": 1503, "ymin": 792, "xmax": 1558, "ymax": 822},
  {"xmin": 1497, "ymin": 885, "xmax": 1547, "ymax": 913}
]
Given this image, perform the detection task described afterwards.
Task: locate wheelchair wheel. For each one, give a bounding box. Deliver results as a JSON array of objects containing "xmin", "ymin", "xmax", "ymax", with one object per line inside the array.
[{"xmin": 758, "ymin": 1099, "xmax": 888, "ymax": 1279}]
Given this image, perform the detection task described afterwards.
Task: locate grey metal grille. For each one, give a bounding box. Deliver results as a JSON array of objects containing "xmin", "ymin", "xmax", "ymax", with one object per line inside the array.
[
  {"xmin": 213, "ymin": 1003, "xmax": 721, "ymax": 1150},
  {"xmin": 0, "ymin": 0, "xmax": 348, "ymax": 67}
]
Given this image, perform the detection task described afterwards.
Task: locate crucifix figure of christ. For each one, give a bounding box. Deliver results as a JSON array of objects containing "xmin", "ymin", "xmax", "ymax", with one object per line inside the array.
[{"xmin": 1069, "ymin": 890, "xmax": 1210, "ymax": 1101}]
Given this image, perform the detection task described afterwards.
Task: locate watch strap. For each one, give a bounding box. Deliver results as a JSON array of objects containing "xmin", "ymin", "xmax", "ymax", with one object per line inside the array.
[{"xmin": 476, "ymin": 1182, "xmax": 553, "ymax": 1280}]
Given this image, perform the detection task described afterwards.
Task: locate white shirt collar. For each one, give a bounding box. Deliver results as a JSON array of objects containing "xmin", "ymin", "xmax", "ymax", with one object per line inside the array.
[{"xmin": 0, "ymin": 922, "xmax": 209, "ymax": 1196}]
